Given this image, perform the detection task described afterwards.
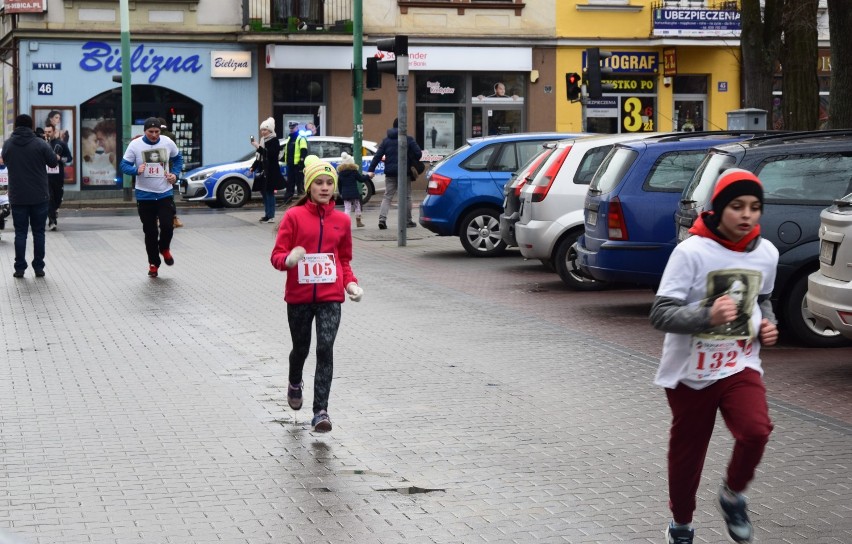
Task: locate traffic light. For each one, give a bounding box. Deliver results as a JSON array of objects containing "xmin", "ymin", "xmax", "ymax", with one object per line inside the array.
[
  {"xmin": 584, "ymin": 48, "xmax": 615, "ymax": 100},
  {"xmin": 566, "ymin": 72, "xmax": 582, "ymax": 101},
  {"xmin": 365, "ymin": 57, "xmax": 382, "ymax": 90},
  {"xmin": 365, "ymin": 35, "xmax": 408, "ymax": 90}
]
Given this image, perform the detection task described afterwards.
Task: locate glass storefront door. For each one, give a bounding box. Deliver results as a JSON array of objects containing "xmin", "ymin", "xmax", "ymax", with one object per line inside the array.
[
  {"xmin": 472, "ymin": 107, "xmax": 523, "ymax": 137},
  {"xmin": 673, "ymin": 98, "xmax": 706, "ymax": 132}
]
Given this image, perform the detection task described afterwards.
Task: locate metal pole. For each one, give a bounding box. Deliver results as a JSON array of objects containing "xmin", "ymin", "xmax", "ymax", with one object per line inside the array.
[
  {"xmin": 396, "ymin": 55, "xmax": 409, "ymax": 247},
  {"xmin": 119, "ymin": 0, "xmax": 133, "ymax": 201},
  {"xmin": 352, "ymin": 0, "xmax": 363, "ymax": 168}
]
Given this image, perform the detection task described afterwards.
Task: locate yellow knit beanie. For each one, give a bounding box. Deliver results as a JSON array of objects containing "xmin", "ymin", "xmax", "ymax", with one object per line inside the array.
[{"xmin": 303, "ymin": 155, "xmax": 338, "ymax": 193}]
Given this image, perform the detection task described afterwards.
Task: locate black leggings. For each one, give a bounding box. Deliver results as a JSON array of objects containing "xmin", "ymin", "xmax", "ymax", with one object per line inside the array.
[
  {"xmin": 137, "ymin": 197, "xmax": 175, "ymax": 267},
  {"xmin": 287, "ymin": 302, "xmax": 341, "ymax": 413}
]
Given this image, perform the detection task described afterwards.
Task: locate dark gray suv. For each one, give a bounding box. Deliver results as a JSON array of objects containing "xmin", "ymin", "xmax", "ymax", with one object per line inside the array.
[{"xmin": 675, "ymin": 130, "xmax": 852, "ymax": 348}]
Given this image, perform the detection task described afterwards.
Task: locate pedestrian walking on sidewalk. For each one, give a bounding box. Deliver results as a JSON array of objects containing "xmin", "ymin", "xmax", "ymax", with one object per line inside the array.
[
  {"xmin": 367, "ymin": 118, "xmax": 422, "ymax": 230},
  {"xmin": 336, "ymin": 152, "xmax": 368, "ymax": 228},
  {"xmin": 44, "ymin": 124, "xmax": 72, "ymax": 231},
  {"xmin": 649, "ymin": 169, "xmax": 780, "ymax": 544},
  {"xmin": 270, "ymin": 155, "xmax": 363, "ymax": 432},
  {"xmin": 119, "ymin": 117, "xmax": 183, "ymax": 278},
  {"xmin": 250, "ymin": 117, "xmax": 285, "ymax": 223},
  {"xmin": 1, "ymin": 114, "xmax": 58, "ymax": 278}
]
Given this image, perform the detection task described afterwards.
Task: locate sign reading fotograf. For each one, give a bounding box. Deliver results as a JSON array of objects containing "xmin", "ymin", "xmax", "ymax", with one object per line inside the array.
[
  {"xmin": 4, "ymin": 0, "xmax": 46, "ymax": 13},
  {"xmin": 210, "ymin": 51, "xmax": 251, "ymax": 78},
  {"xmin": 653, "ymin": 8, "xmax": 741, "ymax": 37}
]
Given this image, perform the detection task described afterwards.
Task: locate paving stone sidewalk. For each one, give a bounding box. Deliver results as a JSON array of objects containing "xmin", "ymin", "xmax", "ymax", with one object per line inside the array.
[{"xmin": 0, "ymin": 206, "xmax": 850, "ymax": 544}]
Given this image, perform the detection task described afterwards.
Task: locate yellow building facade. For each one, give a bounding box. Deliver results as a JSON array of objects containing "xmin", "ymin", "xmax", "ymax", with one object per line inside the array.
[{"xmin": 556, "ymin": 1, "xmax": 743, "ymax": 134}]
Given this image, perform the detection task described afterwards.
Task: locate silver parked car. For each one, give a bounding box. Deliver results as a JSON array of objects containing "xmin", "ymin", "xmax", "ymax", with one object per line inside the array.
[{"xmin": 807, "ymin": 195, "xmax": 852, "ymax": 340}]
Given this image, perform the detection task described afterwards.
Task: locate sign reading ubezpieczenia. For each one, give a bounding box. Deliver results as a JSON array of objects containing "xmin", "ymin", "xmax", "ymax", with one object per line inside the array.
[{"xmin": 3, "ymin": 0, "xmax": 46, "ymax": 13}]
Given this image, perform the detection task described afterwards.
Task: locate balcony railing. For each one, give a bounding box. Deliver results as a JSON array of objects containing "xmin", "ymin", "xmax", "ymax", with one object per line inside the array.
[{"xmin": 246, "ymin": 0, "xmax": 353, "ymax": 33}]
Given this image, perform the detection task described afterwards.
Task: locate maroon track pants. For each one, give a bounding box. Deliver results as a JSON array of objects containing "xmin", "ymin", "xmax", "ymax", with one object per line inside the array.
[{"xmin": 665, "ymin": 368, "xmax": 773, "ymax": 524}]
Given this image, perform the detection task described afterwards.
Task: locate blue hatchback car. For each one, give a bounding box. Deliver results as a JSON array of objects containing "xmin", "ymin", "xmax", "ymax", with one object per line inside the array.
[
  {"xmin": 420, "ymin": 132, "xmax": 581, "ymax": 257},
  {"xmin": 576, "ymin": 131, "xmax": 772, "ymax": 288}
]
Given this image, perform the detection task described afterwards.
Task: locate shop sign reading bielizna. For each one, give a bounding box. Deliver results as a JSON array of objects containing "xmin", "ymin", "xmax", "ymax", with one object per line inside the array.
[{"xmin": 79, "ymin": 41, "xmax": 203, "ymax": 84}]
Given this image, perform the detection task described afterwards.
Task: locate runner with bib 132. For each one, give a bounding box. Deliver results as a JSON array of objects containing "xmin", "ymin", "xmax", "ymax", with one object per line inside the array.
[{"xmin": 649, "ymin": 168, "xmax": 779, "ymax": 544}]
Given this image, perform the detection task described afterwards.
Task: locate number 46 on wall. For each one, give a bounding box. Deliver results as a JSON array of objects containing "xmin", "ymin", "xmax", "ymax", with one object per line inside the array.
[{"xmin": 37, "ymin": 82, "xmax": 53, "ymax": 95}]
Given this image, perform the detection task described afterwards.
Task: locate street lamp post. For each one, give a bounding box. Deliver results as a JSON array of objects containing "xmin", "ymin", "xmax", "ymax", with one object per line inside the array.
[{"xmin": 119, "ymin": 0, "xmax": 132, "ymax": 201}]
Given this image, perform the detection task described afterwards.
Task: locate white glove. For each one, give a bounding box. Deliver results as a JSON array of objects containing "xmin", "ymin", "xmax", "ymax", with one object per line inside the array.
[
  {"xmin": 285, "ymin": 246, "xmax": 306, "ymax": 268},
  {"xmin": 346, "ymin": 282, "xmax": 363, "ymax": 302}
]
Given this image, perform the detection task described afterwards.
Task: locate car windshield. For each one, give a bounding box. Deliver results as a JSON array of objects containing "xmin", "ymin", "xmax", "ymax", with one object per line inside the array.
[
  {"xmin": 431, "ymin": 144, "xmax": 471, "ymax": 171},
  {"xmin": 643, "ymin": 150, "xmax": 709, "ymax": 192},
  {"xmin": 461, "ymin": 144, "xmax": 499, "ymax": 171},
  {"xmin": 682, "ymin": 152, "xmax": 736, "ymax": 208},
  {"xmin": 757, "ymin": 153, "xmax": 852, "ymax": 203},
  {"xmin": 574, "ymin": 145, "xmax": 615, "ymax": 185},
  {"xmin": 589, "ymin": 147, "xmax": 638, "ymax": 194}
]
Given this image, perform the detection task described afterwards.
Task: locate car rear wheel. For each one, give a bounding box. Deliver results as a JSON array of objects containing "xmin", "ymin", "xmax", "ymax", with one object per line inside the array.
[
  {"xmin": 360, "ymin": 180, "xmax": 375, "ymax": 205},
  {"xmin": 459, "ymin": 208, "xmax": 507, "ymax": 257},
  {"xmin": 217, "ymin": 179, "xmax": 250, "ymax": 208},
  {"xmin": 554, "ymin": 232, "xmax": 607, "ymax": 291},
  {"xmin": 782, "ymin": 273, "xmax": 850, "ymax": 348}
]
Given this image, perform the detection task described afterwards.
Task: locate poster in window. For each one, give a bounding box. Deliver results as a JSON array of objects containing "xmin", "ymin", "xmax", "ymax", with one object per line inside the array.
[
  {"xmin": 32, "ymin": 106, "xmax": 76, "ymax": 185},
  {"xmin": 78, "ymin": 116, "xmax": 119, "ymax": 187},
  {"xmin": 423, "ymin": 112, "xmax": 455, "ymax": 157}
]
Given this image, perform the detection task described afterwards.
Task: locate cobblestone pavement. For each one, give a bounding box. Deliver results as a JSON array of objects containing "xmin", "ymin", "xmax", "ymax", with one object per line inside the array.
[{"xmin": 1, "ymin": 204, "xmax": 850, "ymax": 544}]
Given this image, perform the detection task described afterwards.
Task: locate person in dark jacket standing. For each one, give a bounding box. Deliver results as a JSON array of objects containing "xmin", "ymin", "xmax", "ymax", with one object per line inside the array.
[
  {"xmin": 43, "ymin": 124, "xmax": 72, "ymax": 231},
  {"xmin": 367, "ymin": 118, "xmax": 422, "ymax": 230},
  {"xmin": 250, "ymin": 117, "xmax": 285, "ymax": 223},
  {"xmin": 1, "ymin": 114, "xmax": 58, "ymax": 278}
]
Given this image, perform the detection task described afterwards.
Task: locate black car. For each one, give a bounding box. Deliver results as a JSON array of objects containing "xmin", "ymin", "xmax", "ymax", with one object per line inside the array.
[{"xmin": 675, "ymin": 130, "xmax": 852, "ymax": 348}]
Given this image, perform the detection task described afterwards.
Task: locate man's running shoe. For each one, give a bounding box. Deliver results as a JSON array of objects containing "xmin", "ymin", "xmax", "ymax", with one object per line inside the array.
[
  {"xmin": 161, "ymin": 249, "xmax": 174, "ymax": 266},
  {"xmin": 717, "ymin": 484, "xmax": 753, "ymax": 543},
  {"xmin": 665, "ymin": 522, "xmax": 694, "ymax": 544},
  {"xmin": 148, "ymin": 264, "xmax": 158, "ymax": 277}
]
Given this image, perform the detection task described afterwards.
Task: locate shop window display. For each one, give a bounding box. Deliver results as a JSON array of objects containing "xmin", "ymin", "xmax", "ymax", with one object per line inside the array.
[{"xmin": 80, "ymin": 86, "xmax": 201, "ymax": 189}]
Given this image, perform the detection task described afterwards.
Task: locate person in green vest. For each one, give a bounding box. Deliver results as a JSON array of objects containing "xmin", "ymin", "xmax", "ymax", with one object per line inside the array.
[{"xmin": 282, "ymin": 121, "xmax": 308, "ymax": 201}]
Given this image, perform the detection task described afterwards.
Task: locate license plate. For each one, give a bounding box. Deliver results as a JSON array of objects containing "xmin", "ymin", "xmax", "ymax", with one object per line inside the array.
[
  {"xmin": 586, "ymin": 210, "xmax": 597, "ymax": 227},
  {"xmin": 820, "ymin": 240, "xmax": 837, "ymax": 265},
  {"xmin": 677, "ymin": 225, "xmax": 691, "ymax": 242}
]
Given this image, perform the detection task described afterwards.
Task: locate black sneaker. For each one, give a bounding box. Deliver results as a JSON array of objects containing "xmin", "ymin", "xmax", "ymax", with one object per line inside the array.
[
  {"xmin": 406, "ymin": 221, "xmax": 417, "ymax": 228},
  {"xmin": 259, "ymin": 216, "xmax": 269, "ymax": 222},
  {"xmin": 287, "ymin": 381, "xmax": 303, "ymax": 411},
  {"xmin": 717, "ymin": 484, "xmax": 753, "ymax": 543},
  {"xmin": 12, "ymin": 270, "xmax": 23, "ymax": 278},
  {"xmin": 35, "ymin": 270, "xmax": 45, "ymax": 278},
  {"xmin": 311, "ymin": 410, "xmax": 332, "ymax": 432},
  {"xmin": 378, "ymin": 221, "xmax": 387, "ymax": 230},
  {"xmin": 665, "ymin": 523, "xmax": 694, "ymax": 544}
]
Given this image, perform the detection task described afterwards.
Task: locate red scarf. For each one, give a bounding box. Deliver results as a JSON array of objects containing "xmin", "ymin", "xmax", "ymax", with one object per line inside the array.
[{"xmin": 688, "ymin": 211, "xmax": 761, "ymax": 252}]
